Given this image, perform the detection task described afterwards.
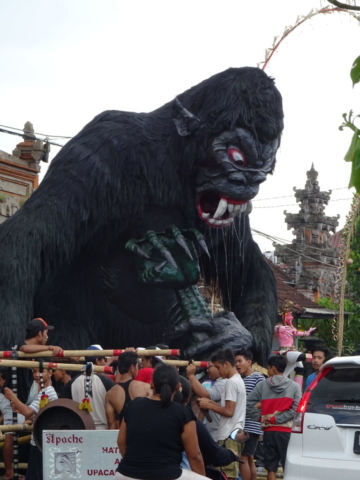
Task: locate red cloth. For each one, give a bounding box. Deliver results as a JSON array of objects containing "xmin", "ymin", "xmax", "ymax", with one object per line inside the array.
[{"xmin": 136, "ymin": 368, "xmax": 153, "ymax": 384}]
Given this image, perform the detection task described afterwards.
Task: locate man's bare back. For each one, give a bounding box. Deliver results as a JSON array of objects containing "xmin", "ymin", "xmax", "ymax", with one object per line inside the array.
[{"xmin": 105, "ymin": 379, "xmax": 151, "ymax": 429}]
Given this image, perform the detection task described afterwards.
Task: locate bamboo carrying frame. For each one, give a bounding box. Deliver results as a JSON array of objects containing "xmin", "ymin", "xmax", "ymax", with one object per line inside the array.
[
  {"xmin": 0, "ymin": 348, "xmax": 180, "ymax": 358},
  {"xmin": 0, "ymin": 359, "xmax": 114, "ymax": 373}
]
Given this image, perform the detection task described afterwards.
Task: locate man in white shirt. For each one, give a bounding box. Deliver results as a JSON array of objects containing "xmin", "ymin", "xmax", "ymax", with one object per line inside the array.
[{"xmin": 197, "ymin": 348, "xmax": 246, "ymax": 480}]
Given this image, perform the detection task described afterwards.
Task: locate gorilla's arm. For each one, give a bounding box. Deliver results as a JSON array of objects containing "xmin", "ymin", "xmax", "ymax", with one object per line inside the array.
[{"xmin": 202, "ymin": 214, "xmax": 277, "ymax": 366}]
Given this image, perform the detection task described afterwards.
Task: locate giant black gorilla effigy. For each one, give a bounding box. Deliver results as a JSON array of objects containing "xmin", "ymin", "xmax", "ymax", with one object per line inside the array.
[{"xmin": 0, "ymin": 67, "xmax": 284, "ymax": 365}]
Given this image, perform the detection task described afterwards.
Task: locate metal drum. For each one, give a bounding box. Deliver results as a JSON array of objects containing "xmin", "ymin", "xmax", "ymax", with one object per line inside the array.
[{"xmin": 33, "ymin": 398, "xmax": 95, "ymax": 451}]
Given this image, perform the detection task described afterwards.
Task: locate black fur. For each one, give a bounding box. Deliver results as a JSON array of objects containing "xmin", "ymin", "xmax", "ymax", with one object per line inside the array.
[{"xmin": 0, "ymin": 67, "xmax": 283, "ymax": 365}]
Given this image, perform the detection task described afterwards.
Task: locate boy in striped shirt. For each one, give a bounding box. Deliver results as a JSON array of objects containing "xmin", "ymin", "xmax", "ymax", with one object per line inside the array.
[
  {"xmin": 4, "ymin": 366, "xmax": 58, "ymax": 480},
  {"xmin": 236, "ymin": 349, "xmax": 265, "ymax": 480}
]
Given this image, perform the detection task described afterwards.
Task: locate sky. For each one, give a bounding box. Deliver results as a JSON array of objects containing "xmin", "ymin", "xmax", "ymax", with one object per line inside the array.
[{"xmin": 1, "ymin": 0, "xmax": 359, "ymax": 253}]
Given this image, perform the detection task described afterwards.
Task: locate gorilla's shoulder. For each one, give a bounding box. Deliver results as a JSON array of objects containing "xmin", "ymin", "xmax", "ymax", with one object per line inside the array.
[
  {"xmin": 88, "ymin": 109, "xmax": 146, "ymax": 128},
  {"xmin": 71, "ymin": 109, "xmax": 147, "ymax": 145}
]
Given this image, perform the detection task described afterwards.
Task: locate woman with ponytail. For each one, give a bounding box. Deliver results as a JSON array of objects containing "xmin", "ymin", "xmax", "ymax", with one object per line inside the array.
[{"xmin": 116, "ymin": 364, "xmax": 209, "ymax": 480}]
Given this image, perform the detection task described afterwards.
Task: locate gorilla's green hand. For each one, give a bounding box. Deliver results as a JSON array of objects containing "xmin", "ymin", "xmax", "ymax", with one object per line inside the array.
[{"xmin": 126, "ymin": 225, "xmax": 209, "ymax": 289}]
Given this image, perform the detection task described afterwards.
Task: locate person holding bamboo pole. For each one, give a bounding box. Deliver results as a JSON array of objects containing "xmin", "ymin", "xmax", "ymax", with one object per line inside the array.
[
  {"xmin": 59, "ymin": 345, "xmax": 114, "ymax": 430},
  {"xmin": 105, "ymin": 352, "xmax": 151, "ymax": 430},
  {"xmin": 6, "ymin": 318, "xmax": 62, "ymax": 403},
  {"xmin": 4, "ymin": 365, "xmax": 58, "ymax": 480},
  {"xmin": 0, "ymin": 367, "xmax": 21, "ymax": 480},
  {"xmin": 4, "ymin": 318, "xmax": 63, "ymax": 480}
]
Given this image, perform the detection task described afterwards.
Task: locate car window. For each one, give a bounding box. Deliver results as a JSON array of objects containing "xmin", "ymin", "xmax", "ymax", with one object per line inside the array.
[{"xmin": 307, "ymin": 367, "xmax": 360, "ymax": 425}]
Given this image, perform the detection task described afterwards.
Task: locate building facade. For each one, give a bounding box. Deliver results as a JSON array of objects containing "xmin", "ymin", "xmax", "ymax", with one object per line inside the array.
[{"xmin": 0, "ymin": 122, "xmax": 44, "ymax": 223}]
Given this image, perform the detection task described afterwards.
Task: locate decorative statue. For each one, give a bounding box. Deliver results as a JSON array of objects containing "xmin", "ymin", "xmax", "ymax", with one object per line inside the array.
[
  {"xmin": 0, "ymin": 67, "xmax": 284, "ymax": 365},
  {"xmin": 275, "ymin": 311, "xmax": 316, "ymax": 388},
  {"xmin": 274, "ymin": 312, "xmax": 317, "ymax": 351}
]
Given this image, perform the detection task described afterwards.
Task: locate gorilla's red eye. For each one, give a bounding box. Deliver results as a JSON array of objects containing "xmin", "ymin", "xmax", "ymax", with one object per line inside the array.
[{"xmin": 228, "ymin": 148, "xmax": 247, "ymax": 166}]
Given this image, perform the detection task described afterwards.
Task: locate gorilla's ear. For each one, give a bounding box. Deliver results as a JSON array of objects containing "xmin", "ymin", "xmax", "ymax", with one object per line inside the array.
[{"xmin": 172, "ymin": 98, "xmax": 201, "ymax": 136}]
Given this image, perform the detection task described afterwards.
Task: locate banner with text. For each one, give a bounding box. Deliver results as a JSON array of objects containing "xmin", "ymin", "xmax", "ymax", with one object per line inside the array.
[{"xmin": 43, "ymin": 430, "xmax": 121, "ymax": 478}]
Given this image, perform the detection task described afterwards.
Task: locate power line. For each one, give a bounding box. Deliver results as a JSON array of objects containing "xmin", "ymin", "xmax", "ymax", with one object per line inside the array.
[
  {"xmin": 0, "ymin": 124, "xmax": 72, "ymax": 140},
  {"xmin": 254, "ymin": 198, "xmax": 352, "ymax": 208},
  {"xmin": 0, "ymin": 127, "xmax": 64, "ymax": 148},
  {"xmin": 259, "ymin": 231, "xmax": 339, "ymax": 254},
  {"xmin": 252, "ymin": 187, "xmax": 349, "ymax": 202},
  {"xmin": 251, "ymin": 228, "xmax": 338, "ymax": 267}
]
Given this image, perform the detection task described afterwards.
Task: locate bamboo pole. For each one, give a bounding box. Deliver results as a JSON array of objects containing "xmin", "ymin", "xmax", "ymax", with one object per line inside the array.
[
  {"xmin": 0, "ymin": 349, "xmax": 180, "ymax": 359},
  {"xmin": 0, "ymin": 463, "xmax": 28, "ymax": 469},
  {"xmin": 0, "ymin": 424, "xmax": 33, "ymax": 432},
  {"xmin": 0, "ymin": 359, "xmax": 113, "ymax": 373},
  {"xmin": 163, "ymin": 359, "xmax": 208, "ymax": 368},
  {"xmin": 28, "ymin": 357, "xmax": 209, "ymax": 369},
  {"xmin": 0, "ymin": 435, "xmax": 31, "ymax": 450}
]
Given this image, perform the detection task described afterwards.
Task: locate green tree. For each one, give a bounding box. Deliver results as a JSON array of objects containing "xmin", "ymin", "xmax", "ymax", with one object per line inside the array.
[{"xmin": 299, "ymin": 297, "xmax": 360, "ymax": 355}]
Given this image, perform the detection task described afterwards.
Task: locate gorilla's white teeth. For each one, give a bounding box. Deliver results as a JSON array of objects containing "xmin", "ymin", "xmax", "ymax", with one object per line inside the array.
[
  {"xmin": 246, "ymin": 200, "xmax": 253, "ymax": 215},
  {"xmin": 214, "ymin": 218, "xmax": 234, "ymax": 226},
  {"xmin": 213, "ymin": 199, "xmax": 228, "ymax": 219},
  {"xmin": 200, "ymin": 197, "xmax": 250, "ymax": 227}
]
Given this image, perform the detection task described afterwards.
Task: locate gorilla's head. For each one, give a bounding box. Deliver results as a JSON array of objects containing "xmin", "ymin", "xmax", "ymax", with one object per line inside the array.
[{"xmin": 173, "ymin": 67, "xmax": 284, "ymax": 228}]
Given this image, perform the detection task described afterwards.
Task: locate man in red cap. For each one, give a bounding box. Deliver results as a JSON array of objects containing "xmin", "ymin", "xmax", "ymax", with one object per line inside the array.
[{"xmin": 9, "ymin": 318, "xmax": 62, "ymax": 401}]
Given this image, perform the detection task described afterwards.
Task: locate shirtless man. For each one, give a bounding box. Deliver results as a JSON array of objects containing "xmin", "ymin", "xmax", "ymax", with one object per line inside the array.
[{"xmin": 105, "ymin": 351, "xmax": 151, "ymax": 429}]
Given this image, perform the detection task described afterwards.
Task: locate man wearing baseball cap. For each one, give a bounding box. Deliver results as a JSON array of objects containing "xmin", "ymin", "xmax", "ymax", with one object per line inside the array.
[
  {"xmin": 85, "ymin": 344, "xmax": 107, "ymax": 366},
  {"xmin": 21, "ymin": 318, "xmax": 62, "ymax": 355},
  {"xmin": 10, "ymin": 318, "xmax": 62, "ymax": 401}
]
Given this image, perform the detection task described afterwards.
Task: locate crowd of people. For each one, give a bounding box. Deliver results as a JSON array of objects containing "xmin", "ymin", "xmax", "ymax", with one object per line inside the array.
[{"xmin": 0, "ymin": 318, "xmax": 334, "ymax": 480}]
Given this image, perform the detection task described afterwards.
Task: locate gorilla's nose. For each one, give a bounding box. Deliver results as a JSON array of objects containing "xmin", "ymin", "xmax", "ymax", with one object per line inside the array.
[
  {"xmin": 228, "ymin": 171, "xmax": 267, "ymax": 186},
  {"xmin": 228, "ymin": 172, "xmax": 247, "ymax": 184}
]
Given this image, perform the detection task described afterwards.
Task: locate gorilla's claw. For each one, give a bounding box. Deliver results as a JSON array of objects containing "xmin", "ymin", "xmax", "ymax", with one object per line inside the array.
[
  {"xmin": 126, "ymin": 241, "xmax": 150, "ymax": 259},
  {"xmin": 146, "ymin": 231, "xmax": 177, "ymax": 269},
  {"xmin": 160, "ymin": 247, "xmax": 177, "ymax": 269},
  {"xmin": 135, "ymin": 245, "xmax": 150, "ymax": 259},
  {"xmin": 188, "ymin": 229, "xmax": 210, "ymax": 258},
  {"xmin": 166, "ymin": 225, "xmax": 194, "ymax": 260},
  {"xmin": 175, "ymin": 235, "xmax": 193, "ymax": 260},
  {"xmin": 126, "ymin": 226, "xmax": 202, "ymax": 288},
  {"xmin": 154, "ymin": 261, "xmax": 167, "ymax": 273}
]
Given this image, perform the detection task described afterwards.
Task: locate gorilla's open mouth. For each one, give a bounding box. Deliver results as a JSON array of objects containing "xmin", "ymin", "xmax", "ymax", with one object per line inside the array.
[{"xmin": 197, "ymin": 192, "xmax": 250, "ymax": 228}]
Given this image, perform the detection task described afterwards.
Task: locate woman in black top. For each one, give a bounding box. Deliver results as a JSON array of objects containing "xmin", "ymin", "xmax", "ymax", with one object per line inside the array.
[{"xmin": 116, "ymin": 364, "xmax": 209, "ymax": 480}]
